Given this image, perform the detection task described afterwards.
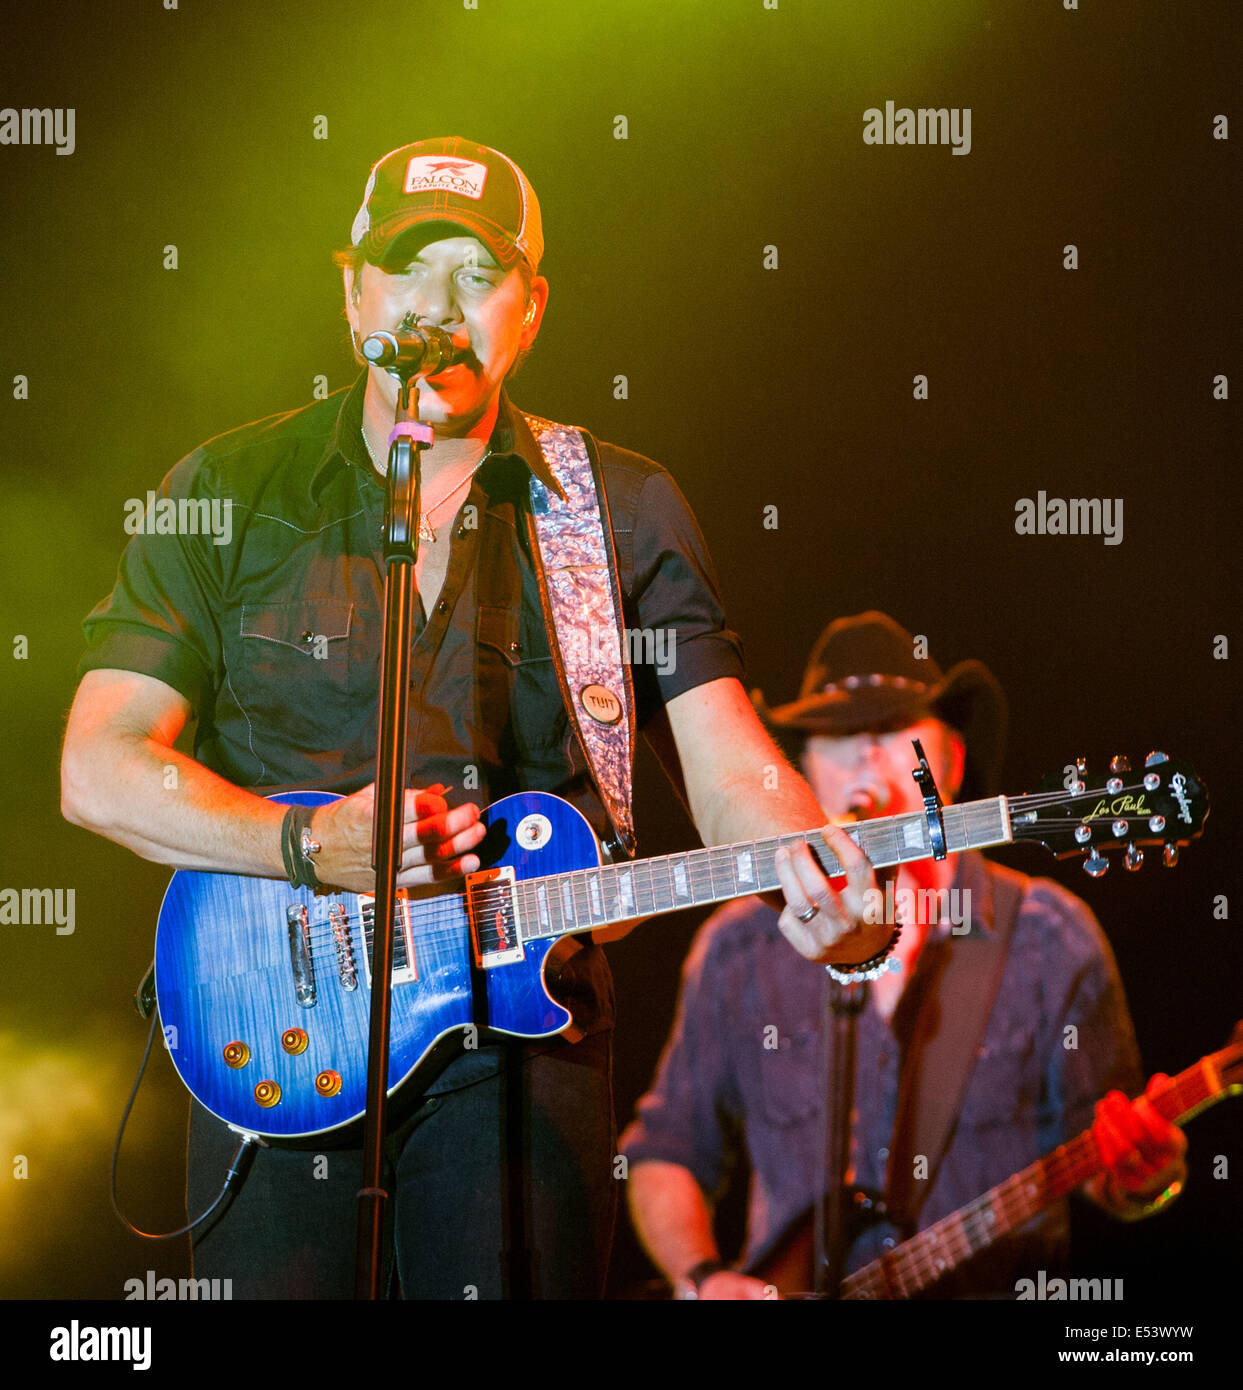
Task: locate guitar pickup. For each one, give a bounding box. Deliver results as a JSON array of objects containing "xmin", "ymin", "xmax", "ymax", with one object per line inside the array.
[
  {"xmin": 467, "ymin": 866, "xmax": 523, "ymax": 968},
  {"xmin": 358, "ymin": 893, "xmax": 418, "ymax": 987}
]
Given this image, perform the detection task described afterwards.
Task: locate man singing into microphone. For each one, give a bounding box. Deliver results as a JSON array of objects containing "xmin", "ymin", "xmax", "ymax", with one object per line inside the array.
[
  {"xmin": 622, "ymin": 612, "xmax": 1187, "ymax": 1299},
  {"xmin": 60, "ymin": 138, "xmax": 892, "ymax": 1298}
]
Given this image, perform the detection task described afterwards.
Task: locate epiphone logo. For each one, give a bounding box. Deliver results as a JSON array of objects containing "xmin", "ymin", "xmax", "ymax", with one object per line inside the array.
[
  {"xmin": 1169, "ymin": 773, "xmax": 1193, "ymax": 825},
  {"xmin": 1084, "ymin": 793, "xmax": 1150, "ymax": 821}
]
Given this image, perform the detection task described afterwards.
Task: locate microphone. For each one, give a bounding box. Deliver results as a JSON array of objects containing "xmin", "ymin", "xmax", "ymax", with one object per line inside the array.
[
  {"xmin": 360, "ymin": 324, "xmax": 461, "ymax": 375},
  {"xmin": 842, "ymin": 791, "xmax": 880, "ymax": 823}
]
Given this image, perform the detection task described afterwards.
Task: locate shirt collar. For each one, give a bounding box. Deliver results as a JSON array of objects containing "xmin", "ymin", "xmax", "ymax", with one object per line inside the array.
[{"xmin": 309, "ymin": 372, "xmax": 562, "ymax": 502}]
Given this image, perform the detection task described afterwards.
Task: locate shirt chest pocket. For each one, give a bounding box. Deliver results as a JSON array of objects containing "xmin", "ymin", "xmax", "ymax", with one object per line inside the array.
[
  {"xmin": 476, "ymin": 605, "xmax": 566, "ymax": 757},
  {"xmin": 956, "ymin": 1036, "xmax": 1036, "ymax": 1130},
  {"xmin": 227, "ymin": 600, "xmax": 357, "ymax": 749},
  {"xmin": 737, "ymin": 1010, "xmax": 824, "ymax": 1129}
]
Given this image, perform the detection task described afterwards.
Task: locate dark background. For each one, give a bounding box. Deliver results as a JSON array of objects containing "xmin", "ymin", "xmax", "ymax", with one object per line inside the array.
[{"xmin": 0, "ymin": 0, "xmax": 1237, "ymax": 1319}]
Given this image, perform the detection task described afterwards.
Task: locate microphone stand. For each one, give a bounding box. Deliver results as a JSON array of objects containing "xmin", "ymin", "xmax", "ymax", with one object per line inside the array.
[
  {"xmin": 813, "ymin": 803, "xmax": 872, "ymax": 1298},
  {"xmin": 814, "ymin": 976, "xmax": 866, "ymax": 1297},
  {"xmin": 354, "ymin": 367, "xmax": 433, "ymax": 1300}
]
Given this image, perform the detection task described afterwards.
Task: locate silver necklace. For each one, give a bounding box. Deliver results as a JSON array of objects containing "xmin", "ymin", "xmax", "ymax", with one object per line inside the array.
[{"xmin": 360, "ymin": 427, "xmax": 488, "ymax": 543}]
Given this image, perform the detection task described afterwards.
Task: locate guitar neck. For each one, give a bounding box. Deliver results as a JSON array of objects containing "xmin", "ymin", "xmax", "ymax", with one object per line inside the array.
[
  {"xmin": 512, "ymin": 796, "xmax": 1014, "ymax": 946},
  {"xmin": 840, "ymin": 1051, "xmax": 1233, "ymax": 1300}
]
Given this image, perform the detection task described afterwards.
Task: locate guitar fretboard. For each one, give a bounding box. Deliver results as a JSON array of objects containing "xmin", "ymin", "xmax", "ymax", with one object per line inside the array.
[
  {"xmin": 505, "ymin": 797, "xmax": 1012, "ymax": 943},
  {"xmin": 840, "ymin": 1053, "xmax": 1227, "ymax": 1300}
]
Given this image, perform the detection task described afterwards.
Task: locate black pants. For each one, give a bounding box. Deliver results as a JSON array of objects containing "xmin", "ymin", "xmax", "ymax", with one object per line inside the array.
[{"xmin": 187, "ymin": 1032, "xmax": 616, "ymax": 1299}]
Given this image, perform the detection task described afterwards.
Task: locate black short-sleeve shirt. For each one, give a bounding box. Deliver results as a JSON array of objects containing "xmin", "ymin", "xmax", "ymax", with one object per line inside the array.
[{"xmin": 79, "ymin": 373, "xmax": 745, "ymax": 1040}]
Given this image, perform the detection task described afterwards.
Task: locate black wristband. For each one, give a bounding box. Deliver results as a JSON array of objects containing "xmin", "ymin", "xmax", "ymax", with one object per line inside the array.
[
  {"xmin": 281, "ymin": 805, "xmax": 320, "ymax": 891},
  {"xmin": 682, "ymin": 1259, "xmax": 728, "ymax": 1293}
]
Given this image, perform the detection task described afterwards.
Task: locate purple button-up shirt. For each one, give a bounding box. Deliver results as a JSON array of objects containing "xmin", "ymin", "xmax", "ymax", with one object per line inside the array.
[{"xmin": 621, "ymin": 853, "xmax": 1143, "ymax": 1295}]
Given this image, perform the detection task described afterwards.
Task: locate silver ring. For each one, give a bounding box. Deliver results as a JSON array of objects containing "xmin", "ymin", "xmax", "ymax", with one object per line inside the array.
[{"xmin": 796, "ymin": 904, "xmax": 819, "ymax": 923}]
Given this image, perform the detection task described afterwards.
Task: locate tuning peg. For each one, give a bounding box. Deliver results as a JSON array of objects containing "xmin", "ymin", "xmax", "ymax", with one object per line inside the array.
[
  {"xmin": 1109, "ymin": 755, "xmax": 1131, "ymax": 774},
  {"xmin": 1163, "ymin": 843, "xmax": 1179, "ymax": 868},
  {"xmin": 1083, "ymin": 849, "xmax": 1109, "ymax": 878},
  {"xmin": 1144, "ymin": 751, "xmax": 1169, "ymax": 768},
  {"xmin": 1124, "ymin": 843, "xmax": 1144, "ymax": 871}
]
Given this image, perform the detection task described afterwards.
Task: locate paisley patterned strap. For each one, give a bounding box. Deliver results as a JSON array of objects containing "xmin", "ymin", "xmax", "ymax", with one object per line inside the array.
[{"xmin": 523, "ymin": 412, "xmax": 636, "ymax": 858}]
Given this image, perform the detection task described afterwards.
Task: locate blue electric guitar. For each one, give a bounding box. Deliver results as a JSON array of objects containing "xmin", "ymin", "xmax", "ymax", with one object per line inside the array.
[{"xmin": 154, "ymin": 754, "xmax": 1207, "ymax": 1140}]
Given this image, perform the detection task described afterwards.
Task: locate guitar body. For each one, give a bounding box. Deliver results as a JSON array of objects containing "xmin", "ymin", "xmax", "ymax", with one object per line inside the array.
[{"xmin": 154, "ymin": 789, "xmax": 602, "ymax": 1141}]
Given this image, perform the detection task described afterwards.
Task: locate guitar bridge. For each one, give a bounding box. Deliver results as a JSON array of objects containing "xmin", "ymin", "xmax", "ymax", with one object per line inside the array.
[
  {"xmin": 467, "ymin": 866, "xmax": 523, "ymax": 968},
  {"xmin": 285, "ymin": 903, "xmax": 316, "ymax": 1008}
]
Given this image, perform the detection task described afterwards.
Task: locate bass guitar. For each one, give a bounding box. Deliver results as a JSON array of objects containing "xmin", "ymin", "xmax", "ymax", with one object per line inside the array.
[
  {"xmin": 757, "ymin": 1021, "xmax": 1243, "ymax": 1299},
  {"xmin": 154, "ymin": 752, "xmax": 1207, "ymax": 1140}
]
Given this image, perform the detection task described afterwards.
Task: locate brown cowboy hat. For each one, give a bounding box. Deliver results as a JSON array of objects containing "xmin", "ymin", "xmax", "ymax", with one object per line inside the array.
[{"xmin": 753, "ymin": 611, "xmax": 1007, "ymax": 801}]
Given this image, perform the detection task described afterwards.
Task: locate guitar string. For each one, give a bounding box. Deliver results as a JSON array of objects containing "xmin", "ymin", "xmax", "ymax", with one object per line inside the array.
[
  {"xmin": 843, "ymin": 1138, "xmax": 1102, "ymax": 1297},
  {"xmin": 291, "ymin": 805, "xmax": 1178, "ymax": 953},
  {"xmin": 280, "ymin": 784, "xmax": 1182, "ymax": 952},
  {"xmin": 846, "ymin": 1065, "xmax": 1206, "ymax": 1297}
]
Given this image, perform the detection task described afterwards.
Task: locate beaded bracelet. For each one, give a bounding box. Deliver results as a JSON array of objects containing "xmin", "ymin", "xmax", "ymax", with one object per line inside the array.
[
  {"xmin": 1105, "ymin": 1172, "xmax": 1184, "ymax": 1220},
  {"xmin": 825, "ymin": 925, "xmax": 902, "ymax": 985}
]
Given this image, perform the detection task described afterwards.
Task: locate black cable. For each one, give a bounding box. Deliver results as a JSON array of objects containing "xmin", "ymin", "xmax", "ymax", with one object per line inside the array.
[{"xmin": 110, "ymin": 1008, "xmax": 262, "ymax": 1240}]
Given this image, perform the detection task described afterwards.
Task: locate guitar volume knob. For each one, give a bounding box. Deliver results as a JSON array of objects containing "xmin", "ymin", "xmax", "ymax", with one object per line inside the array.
[
  {"xmin": 281, "ymin": 1028, "xmax": 309, "ymax": 1055},
  {"xmin": 253, "ymin": 1080, "xmax": 282, "ymax": 1108},
  {"xmin": 315, "ymin": 1070, "xmax": 342, "ymax": 1098},
  {"xmin": 222, "ymin": 1041, "xmax": 250, "ymax": 1069}
]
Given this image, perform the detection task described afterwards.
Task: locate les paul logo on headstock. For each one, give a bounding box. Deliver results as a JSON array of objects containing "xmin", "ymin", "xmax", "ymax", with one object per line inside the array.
[{"xmin": 1083, "ymin": 792, "xmax": 1151, "ymax": 821}]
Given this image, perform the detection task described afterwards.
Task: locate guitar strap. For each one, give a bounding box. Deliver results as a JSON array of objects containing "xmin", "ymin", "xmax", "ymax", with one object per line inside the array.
[
  {"xmin": 521, "ymin": 412, "xmax": 636, "ymax": 859},
  {"xmin": 884, "ymin": 860, "xmax": 1027, "ymax": 1232}
]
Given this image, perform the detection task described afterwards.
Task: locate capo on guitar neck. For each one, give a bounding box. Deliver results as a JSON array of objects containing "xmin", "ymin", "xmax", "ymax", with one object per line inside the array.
[{"xmin": 910, "ymin": 739, "xmax": 948, "ymax": 861}]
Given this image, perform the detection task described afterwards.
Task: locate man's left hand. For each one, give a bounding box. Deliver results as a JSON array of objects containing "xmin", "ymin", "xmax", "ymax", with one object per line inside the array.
[
  {"xmin": 771, "ymin": 829, "xmax": 896, "ymax": 965},
  {"xmin": 1091, "ymin": 1075, "xmax": 1187, "ymax": 1217}
]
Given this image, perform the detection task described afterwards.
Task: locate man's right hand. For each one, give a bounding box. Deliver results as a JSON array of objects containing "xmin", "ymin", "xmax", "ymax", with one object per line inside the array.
[
  {"xmin": 692, "ymin": 1270, "xmax": 774, "ymax": 1301},
  {"xmin": 309, "ymin": 782, "xmax": 487, "ymax": 894}
]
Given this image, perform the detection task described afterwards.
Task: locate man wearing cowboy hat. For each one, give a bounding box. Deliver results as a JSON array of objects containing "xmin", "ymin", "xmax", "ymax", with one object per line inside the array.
[{"xmin": 622, "ymin": 612, "xmax": 1187, "ymax": 1299}]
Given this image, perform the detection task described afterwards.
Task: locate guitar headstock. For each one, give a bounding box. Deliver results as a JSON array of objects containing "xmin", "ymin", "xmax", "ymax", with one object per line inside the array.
[{"xmin": 1008, "ymin": 752, "xmax": 1209, "ymax": 876}]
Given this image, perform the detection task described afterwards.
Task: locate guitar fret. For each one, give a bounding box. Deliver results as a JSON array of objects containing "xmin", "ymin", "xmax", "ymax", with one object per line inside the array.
[
  {"xmin": 708, "ymin": 845, "xmax": 737, "ymax": 901},
  {"xmin": 584, "ymin": 868, "xmax": 606, "ymax": 925},
  {"xmin": 560, "ymin": 874, "xmax": 578, "ymax": 931},
  {"xmin": 633, "ymin": 859, "xmax": 657, "ymax": 917},
  {"xmin": 513, "ymin": 879, "xmax": 533, "ymax": 939},
  {"xmin": 570, "ymin": 869, "xmax": 586, "ymax": 926},
  {"xmin": 668, "ymin": 853, "xmax": 692, "ymax": 906},
  {"xmin": 687, "ymin": 854, "xmax": 714, "ymax": 905},
  {"xmin": 733, "ymin": 843, "xmax": 758, "ymax": 890},
  {"xmin": 612, "ymin": 864, "xmax": 637, "ymax": 920}
]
